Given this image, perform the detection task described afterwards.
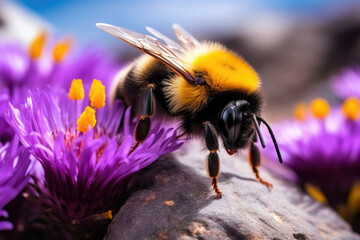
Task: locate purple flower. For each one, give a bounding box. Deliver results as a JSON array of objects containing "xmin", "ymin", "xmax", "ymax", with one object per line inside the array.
[
  {"xmin": 0, "ymin": 36, "xmax": 120, "ymax": 142},
  {"xmin": 332, "ymin": 68, "xmax": 360, "ymax": 99},
  {"xmin": 262, "ymin": 98, "xmax": 360, "ymax": 231},
  {"xmin": 5, "ymin": 83, "xmax": 183, "ymax": 236},
  {"xmin": 0, "ymin": 40, "xmax": 119, "ymax": 106},
  {"xmin": 0, "ymin": 136, "xmax": 31, "ymax": 231}
]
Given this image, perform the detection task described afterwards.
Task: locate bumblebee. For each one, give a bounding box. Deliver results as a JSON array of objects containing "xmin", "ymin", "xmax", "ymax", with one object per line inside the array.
[{"xmin": 96, "ymin": 23, "xmax": 283, "ymax": 197}]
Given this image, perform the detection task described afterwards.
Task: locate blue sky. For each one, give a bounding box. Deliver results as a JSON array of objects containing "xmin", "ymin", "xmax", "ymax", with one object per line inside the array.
[{"xmin": 12, "ymin": 0, "xmax": 360, "ymax": 52}]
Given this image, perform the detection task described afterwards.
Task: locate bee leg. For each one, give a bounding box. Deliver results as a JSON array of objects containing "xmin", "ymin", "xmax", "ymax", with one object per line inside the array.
[
  {"xmin": 129, "ymin": 84, "xmax": 155, "ymax": 155},
  {"xmin": 204, "ymin": 121, "xmax": 222, "ymax": 198},
  {"xmin": 249, "ymin": 141, "xmax": 273, "ymax": 190}
]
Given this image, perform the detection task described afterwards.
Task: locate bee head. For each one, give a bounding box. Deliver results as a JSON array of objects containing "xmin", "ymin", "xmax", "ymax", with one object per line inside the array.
[{"xmin": 219, "ymin": 100, "xmax": 256, "ymax": 154}]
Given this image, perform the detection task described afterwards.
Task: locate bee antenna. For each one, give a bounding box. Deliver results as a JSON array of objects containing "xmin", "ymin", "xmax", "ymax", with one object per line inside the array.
[
  {"xmin": 251, "ymin": 114, "xmax": 266, "ymax": 148},
  {"xmin": 256, "ymin": 116, "xmax": 283, "ymax": 164}
]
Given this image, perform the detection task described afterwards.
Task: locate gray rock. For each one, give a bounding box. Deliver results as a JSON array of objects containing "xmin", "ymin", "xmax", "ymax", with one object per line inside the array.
[{"xmin": 105, "ymin": 141, "xmax": 360, "ymax": 240}]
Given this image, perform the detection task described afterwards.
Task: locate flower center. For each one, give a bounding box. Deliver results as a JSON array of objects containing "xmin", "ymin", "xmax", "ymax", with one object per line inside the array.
[
  {"xmin": 64, "ymin": 128, "xmax": 79, "ymax": 150},
  {"xmin": 311, "ymin": 98, "xmax": 330, "ymax": 119},
  {"xmin": 342, "ymin": 97, "xmax": 360, "ymax": 121},
  {"xmin": 67, "ymin": 79, "xmax": 107, "ymax": 133}
]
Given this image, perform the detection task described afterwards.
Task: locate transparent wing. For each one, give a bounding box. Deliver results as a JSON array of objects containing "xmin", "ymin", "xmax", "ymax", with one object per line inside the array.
[
  {"xmin": 173, "ymin": 23, "xmax": 200, "ymax": 49},
  {"xmin": 96, "ymin": 23, "xmax": 197, "ymax": 85},
  {"xmin": 145, "ymin": 26, "xmax": 184, "ymax": 55}
]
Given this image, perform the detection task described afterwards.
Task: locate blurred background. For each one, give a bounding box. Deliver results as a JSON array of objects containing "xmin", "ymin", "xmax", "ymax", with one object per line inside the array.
[{"xmin": 1, "ymin": 0, "xmax": 360, "ymax": 118}]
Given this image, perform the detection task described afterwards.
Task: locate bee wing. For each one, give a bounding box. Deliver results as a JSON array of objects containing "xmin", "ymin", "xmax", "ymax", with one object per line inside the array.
[
  {"xmin": 96, "ymin": 23, "xmax": 198, "ymax": 85},
  {"xmin": 173, "ymin": 23, "xmax": 200, "ymax": 49},
  {"xmin": 145, "ymin": 26, "xmax": 184, "ymax": 55}
]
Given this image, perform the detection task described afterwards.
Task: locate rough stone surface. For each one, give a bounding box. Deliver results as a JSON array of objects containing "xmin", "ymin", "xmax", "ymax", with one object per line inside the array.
[{"xmin": 105, "ymin": 141, "xmax": 360, "ymax": 240}]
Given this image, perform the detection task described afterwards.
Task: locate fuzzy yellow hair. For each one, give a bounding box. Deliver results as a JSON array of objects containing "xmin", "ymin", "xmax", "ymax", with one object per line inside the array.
[{"xmin": 164, "ymin": 42, "xmax": 260, "ymax": 113}]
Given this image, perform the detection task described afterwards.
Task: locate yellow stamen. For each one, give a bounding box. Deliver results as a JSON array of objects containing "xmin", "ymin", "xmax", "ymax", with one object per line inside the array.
[
  {"xmin": 89, "ymin": 79, "xmax": 105, "ymax": 109},
  {"xmin": 68, "ymin": 79, "xmax": 84, "ymax": 100},
  {"xmin": 29, "ymin": 31, "xmax": 47, "ymax": 60},
  {"xmin": 310, "ymin": 98, "xmax": 330, "ymax": 119},
  {"xmin": 338, "ymin": 181, "xmax": 360, "ymax": 222},
  {"xmin": 103, "ymin": 210, "xmax": 113, "ymax": 220},
  {"xmin": 53, "ymin": 38, "xmax": 72, "ymax": 62},
  {"xmin": 77, "ymin": 106, "xmax": 96, "ymax": 132},
  {"xmin": 294, "ymin": 102, "xmax": 307, "ymax": 121},
  {"xmin": 89, "ymin": 79, "xmax": 102, "ymax": 99},
  {"xmin": 305, "ymin": 183, "xmax": 328, "ymax": 204},
  {"xmin": 342, "ymin": 97, "xmax": 360, "ymax": 121}
]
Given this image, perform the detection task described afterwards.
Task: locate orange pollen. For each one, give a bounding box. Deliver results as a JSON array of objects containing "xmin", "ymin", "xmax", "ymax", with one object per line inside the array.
[
  {"xmin": 103, "ymin": 210, "xmax": 113, "ymax": 220},
  {"xmin": 53, "ymin": 38, "xmax": 72, "ymax": 62},
  {"xmin": 68, "ymin": 79, "xmax": 84, "ymax": 100},
  {"xmin": 29, "ymin": 31, "xmax": 47, "ymax": 59},
  {"xmin": 77, "ymin": 106, "xmax": 96, "ymax": 132},
  {"xmin": 342, "ymin": 97, "xmax": 360, "ymax": 121},
  {"xmin": 311, "ymin": 98, "xmax": 330, "ymax": 119},
  {"xmin": 294, "ymin": 102, "xmax": 307, "ymax": 121},
  {"xmin": 89, "ymin": 79, "xmax": 106, "ymax": 109}
]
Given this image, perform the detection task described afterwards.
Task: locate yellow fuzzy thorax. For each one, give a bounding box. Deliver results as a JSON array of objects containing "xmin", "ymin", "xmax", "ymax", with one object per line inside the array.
[
  {"xmin": 165, "ymin": 42, "xmax": 260, "ymax": 113},
  {"xmin": 190, "ymin": 43, "xmax": 260, "ymax": 92}
]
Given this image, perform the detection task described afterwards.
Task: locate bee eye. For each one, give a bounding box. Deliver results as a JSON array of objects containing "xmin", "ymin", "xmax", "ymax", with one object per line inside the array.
[
  {"xmin": 198, "ymin": 77, "xmax": 206, "ymax": 86},
  {"xmin": 219, "ymin": 106, "xmax": 237, "ymax": 140}
]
